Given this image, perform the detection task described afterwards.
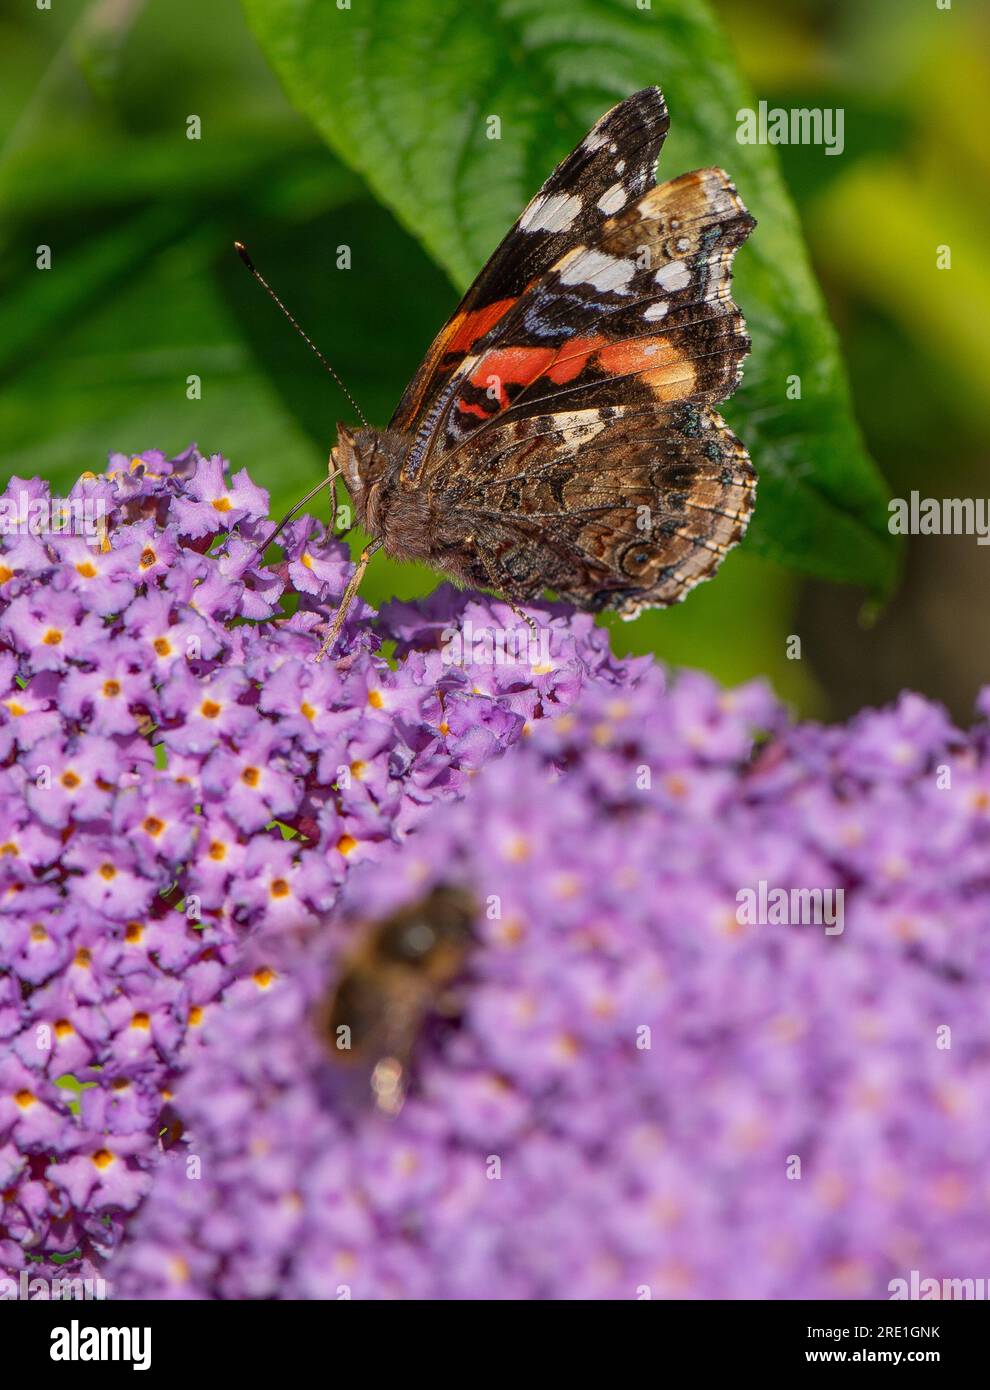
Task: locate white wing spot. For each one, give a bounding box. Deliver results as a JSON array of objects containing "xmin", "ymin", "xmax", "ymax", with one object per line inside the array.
[
  {"xmin": 676, "ymin": 237, "xmax": 690, "ymax": 252},
  {"xmin": 615, "ymin": 160, "xmax": 626, "ymax": 174},
  {"xmin": 596, "ymin": 182, "xmax": 627, "ymax": 215},
  {"xmin": 548, "ymin": 412, "xmax": 608, "ymax": 444},
  {"xmin": 519, "ymin": 192, "xmax": 583, "ymax": 233},
  {"xmin": 582, "ymin": 129, "xmax": 608, "ymax": 153},
  {"xmin": 654, "ymin": 260, "xmax": 691, "ymax": 292},
  {"xmin": 643, "ymin": 301, "xmax": 669, "ymax": 321},
  {"xmin": 559, "ymin": 248, "xmax": 636, "ymax": 294}
]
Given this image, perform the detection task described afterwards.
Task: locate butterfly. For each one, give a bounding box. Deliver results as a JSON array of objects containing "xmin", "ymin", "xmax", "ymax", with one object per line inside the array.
[{"xmin": 244, "ymin": 87, "xmax": 755, "ymax": 659}]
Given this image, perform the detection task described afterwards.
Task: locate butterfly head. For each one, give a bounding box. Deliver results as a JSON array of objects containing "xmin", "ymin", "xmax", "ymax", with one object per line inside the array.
[
  {"xmin": 334, "ymin": 422, "xmax": 391, "ymax": 533},
  {"xmin": 334, "ymin": 422, "xmax": 430, "ymax": 560}
]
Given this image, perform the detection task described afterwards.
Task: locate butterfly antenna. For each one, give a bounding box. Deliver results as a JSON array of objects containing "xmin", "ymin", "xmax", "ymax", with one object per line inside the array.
[
  {"xmin": 233, "ymin": 242, "xmax": 370, "ymax": 430},
  {"xmin": 249, "ymin": 465, "xmax": 342, "ymax": 561}
]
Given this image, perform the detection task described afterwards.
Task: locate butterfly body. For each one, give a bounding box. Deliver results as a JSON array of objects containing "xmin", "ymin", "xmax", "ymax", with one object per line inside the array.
[{"xmin": 328, "ymin": 87, "xmax": 755, "ymax": 636}]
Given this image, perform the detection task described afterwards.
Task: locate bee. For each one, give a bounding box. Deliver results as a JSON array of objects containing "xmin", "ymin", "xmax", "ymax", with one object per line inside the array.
[{"xmin": 318, "ymin": 885, "xmax": 477, "ymax": 1115}]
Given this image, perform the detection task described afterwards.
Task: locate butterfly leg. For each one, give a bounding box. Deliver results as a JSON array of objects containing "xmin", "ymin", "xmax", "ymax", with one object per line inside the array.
[
  {"xmin": 326, "ymin": 445, "xmax": 355, "ymax": 540},
  {"xmin": 474, "ymin": 544, "xmax": 539, "ymax": 640},
  {"xmin": 314, "ymin": 538, "xmax": 383, "ymax": 662}
]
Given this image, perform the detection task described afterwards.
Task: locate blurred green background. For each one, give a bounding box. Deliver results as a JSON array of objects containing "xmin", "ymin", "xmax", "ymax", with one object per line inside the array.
[{"xmin": 1, "ymin": 0, "xmax": 987, "ymax": 720}]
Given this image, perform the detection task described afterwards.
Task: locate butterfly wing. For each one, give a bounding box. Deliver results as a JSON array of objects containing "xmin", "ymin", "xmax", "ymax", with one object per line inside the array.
[
  {"xmin": 390, "ymin": 87, "xmax": 670, "ymax": 445},
  {"xmin": 433, "ymin": 401, "xmax": 754, "ymax": 615},
  {"xmin": 418, "ymin": 160, "xmax": 755, "ymax": 610},
  {"xmin": 409, "ymin": 164, "xmax": 754, "ymax": 476},
  {"xmin": 387, "ymin": 88, "xmax": 755, "ymax": 613}
]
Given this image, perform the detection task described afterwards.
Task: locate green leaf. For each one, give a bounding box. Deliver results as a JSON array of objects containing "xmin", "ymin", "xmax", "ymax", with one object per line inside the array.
[
  {"xmin": 243, "ymin": 0, "xmax": 898, "ymax": 595},
  {"xmin": 0, "ymin": 184, "xmax": 455, "ymax": 530},
  {"xmin": 0, "ymin": 183, "xmax": 348, "ymax": 491},
  {"xmin": 0, "ymin": 0, "xmax": 358, "ymax": 490}
]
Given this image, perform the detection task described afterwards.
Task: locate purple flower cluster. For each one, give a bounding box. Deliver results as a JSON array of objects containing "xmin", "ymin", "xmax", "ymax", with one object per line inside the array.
[
  {"xmin": 0, "ymin": 449, "xmax": 630, "ymax": 1284},
  {"xmin": 108, "ymin": 660, "xmax": 990, "ymax": 1299}
]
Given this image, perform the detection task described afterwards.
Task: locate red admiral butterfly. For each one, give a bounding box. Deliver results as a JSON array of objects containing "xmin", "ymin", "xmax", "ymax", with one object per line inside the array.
[{"xmin": 242, "ymin": 87, "xmax": 755, "ymax": 658}]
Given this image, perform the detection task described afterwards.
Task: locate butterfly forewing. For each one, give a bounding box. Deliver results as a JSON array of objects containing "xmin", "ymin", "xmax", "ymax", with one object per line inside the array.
[
  {"xmin": 390, "ymin": 88, "xmax": 671, "ymax": 460},
  {"xmin": 417, "ymin": 164, "xmax": 753, "ymax": 466}
]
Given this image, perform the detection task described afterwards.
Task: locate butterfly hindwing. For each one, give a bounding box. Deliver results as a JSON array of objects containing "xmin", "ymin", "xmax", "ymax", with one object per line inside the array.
[{"xmin": 432, "ymin": 401, "xmax": 755, "ymax": 615}]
